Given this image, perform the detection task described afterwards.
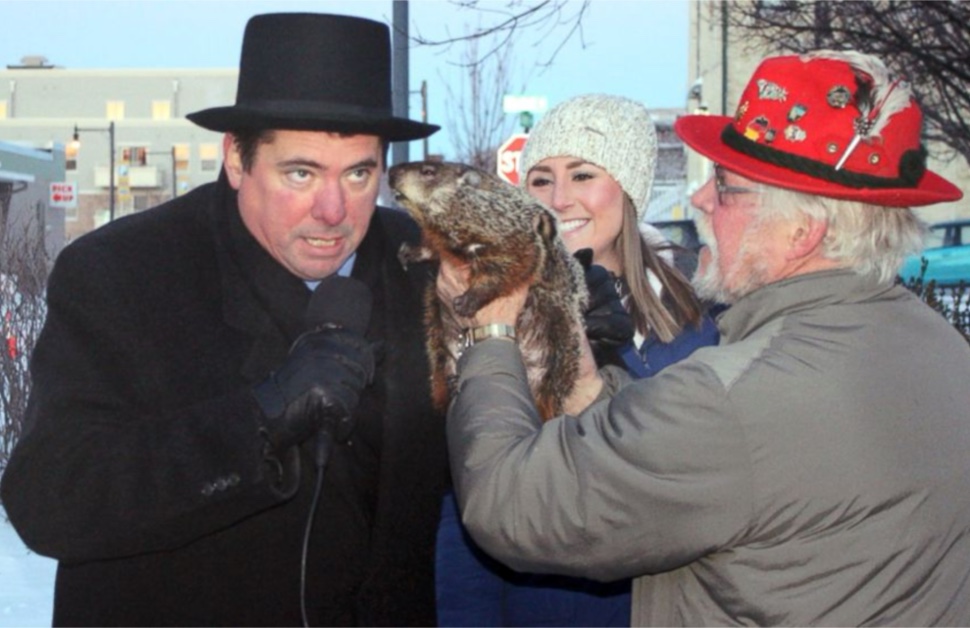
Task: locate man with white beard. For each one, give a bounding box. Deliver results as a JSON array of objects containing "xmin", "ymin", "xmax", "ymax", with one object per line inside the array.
[{"xmin": 434, "ymin": 49, "xmax": 970, "ymax": 626}]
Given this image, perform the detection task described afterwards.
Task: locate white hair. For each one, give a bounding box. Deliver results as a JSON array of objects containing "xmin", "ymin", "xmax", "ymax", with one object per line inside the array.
[{"xmin": 757, "ymin": 185, "xmax": 926, "ymax": 284}]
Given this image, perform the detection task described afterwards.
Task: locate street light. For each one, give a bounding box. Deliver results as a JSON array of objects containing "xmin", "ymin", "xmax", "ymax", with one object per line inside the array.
[
  {"xmin": 146, "ymin": 147, "xmax": 178, "ymax": 200},
  {"xmin": 72, "ymin": 121, "xmax": 116, "ymax": 222}
]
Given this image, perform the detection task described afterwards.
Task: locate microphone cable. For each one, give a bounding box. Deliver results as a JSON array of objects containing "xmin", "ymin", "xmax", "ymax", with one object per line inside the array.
[
  {"xmin": 296, "ymin": 275, "xmax": 372, "ymax": 626},
  {"xmin": 300, "ymin": 431, "xmax": 334, "ymax": 628}
]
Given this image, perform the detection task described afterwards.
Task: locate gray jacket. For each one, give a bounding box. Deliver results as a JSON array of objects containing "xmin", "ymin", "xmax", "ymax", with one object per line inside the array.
[{"xmin": 448, "ymin": 270, "xmax": 970, "ymax": 626}]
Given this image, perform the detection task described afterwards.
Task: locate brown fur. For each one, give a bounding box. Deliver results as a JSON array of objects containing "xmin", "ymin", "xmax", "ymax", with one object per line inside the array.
[{"xmin": 388, "ymin": 161, "xmax": 588, "ymax": 421}]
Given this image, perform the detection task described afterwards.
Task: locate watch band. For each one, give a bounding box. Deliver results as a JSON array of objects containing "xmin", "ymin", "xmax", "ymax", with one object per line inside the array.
[
  {"xmin": 469, "ymin": 323, "xmax": 516, "ymax": 343},
  {"xmin": 459, "ymin": 323, "xmax": 516, "ymax": 356}
]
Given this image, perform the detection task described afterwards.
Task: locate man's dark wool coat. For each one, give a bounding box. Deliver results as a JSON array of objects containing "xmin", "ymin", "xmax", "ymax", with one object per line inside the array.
[{"xmin": 1, "ymin": 175, "xmax": 447, "ymax": 626}]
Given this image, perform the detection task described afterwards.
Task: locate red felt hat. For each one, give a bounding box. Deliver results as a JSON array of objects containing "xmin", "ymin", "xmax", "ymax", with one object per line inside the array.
[{"xmin": 675, "ymin": 53, "xmax": 962, "ymax": 207}]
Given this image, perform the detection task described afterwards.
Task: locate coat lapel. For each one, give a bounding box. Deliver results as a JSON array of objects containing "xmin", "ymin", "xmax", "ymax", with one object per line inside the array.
[{"xmin": 207, "ymin": 175, "xmax": 310, "ymax": 382}]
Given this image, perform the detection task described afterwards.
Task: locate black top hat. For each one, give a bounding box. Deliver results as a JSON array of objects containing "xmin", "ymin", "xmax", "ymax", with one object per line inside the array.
[{"xmin": 186, "ymin": 13, "xmax": 439, "ymax": 141}]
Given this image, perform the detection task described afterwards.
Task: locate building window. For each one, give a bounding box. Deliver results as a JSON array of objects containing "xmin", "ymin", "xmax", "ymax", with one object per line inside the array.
[
  {"xmin": 66, "ymin": 141, "xmax": 78, "ymax": 170},
  {"xmin": 173, "ymin": 144, "xmax": 190, "ymax": 171},
  {"xmin": 106, "ymin": 100, "xmax": 125, "ymax": 120},
  {"xmin": 959, "ymin": 224, "xmax": 970, "ymax": 247},
  {"xmin": 121, "ymin": 147, "xmax": 147, "ymax": 166},
  {"xmin": 199, "ymin": 143, "xmax": 219, "ymax": 171},
  {"xmin": 152, "ymin": 101, "xmax": 171, "ymax": 120}
]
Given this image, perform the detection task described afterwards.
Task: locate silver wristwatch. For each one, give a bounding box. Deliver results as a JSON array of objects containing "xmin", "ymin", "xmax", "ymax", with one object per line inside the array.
[{"xmin": 458, "ymin": 323, "xmax": 517, "ymax": 356}]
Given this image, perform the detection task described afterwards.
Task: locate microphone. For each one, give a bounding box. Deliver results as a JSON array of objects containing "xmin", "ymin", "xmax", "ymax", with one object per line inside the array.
[
  {"xmin": 306, "ymin": 274, "xmax": 372, "ymax": 336},
  {"xmin": 305, "ymin": 275, "xmax": 373, "ymax": 469}
]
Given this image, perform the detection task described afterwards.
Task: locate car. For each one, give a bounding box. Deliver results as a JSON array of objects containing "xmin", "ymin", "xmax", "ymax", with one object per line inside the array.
[
  {"xmin": 648, "ymin": 219, "xmax": 702, "ymax": 278},
  {"xmin": 651, "ymin": 219, "xmax": 701, "ymax": 253},
  {"xmin": 899, "ymin": 219, "xmax": 970, "ymax": 287}
]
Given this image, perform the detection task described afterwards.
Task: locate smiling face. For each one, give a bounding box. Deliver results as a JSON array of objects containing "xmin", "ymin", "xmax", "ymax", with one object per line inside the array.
[
  {"xmin": 223, "ymin": 129, "xmax": 383, "ymax": 281},
  {"xmin": 524, "ymin": 157, "xmax": 626, "ymax": 273}
]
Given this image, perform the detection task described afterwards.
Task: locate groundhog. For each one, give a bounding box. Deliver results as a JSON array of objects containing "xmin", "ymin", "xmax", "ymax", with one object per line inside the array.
[{"xmin": 387, "ymin": 160, "xmax": 588, "ymax": 421}]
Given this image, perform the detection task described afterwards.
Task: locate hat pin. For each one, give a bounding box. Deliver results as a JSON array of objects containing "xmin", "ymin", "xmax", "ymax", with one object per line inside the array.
[{"xmin": 835, "ymin": 76, "xmax": 905, "ymax": 171}]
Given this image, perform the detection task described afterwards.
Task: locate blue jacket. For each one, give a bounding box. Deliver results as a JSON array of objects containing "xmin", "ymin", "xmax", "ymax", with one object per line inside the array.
[{"xmin": 435, "ymin": 315, "xmax": 720, "ymax": 627}]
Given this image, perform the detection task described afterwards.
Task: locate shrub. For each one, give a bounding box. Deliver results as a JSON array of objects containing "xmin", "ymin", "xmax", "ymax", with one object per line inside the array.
[
  {"xmin": 0, "ymin": 219, "xmax": 49, "ymax": 480},
  {"xmin": 898, "ymin": 257, "xmax": 970, "ymax": 344}
]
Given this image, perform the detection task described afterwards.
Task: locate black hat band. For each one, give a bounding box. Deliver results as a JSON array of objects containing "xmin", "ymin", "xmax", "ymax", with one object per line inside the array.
[
  {"xmin": 721, "ymin": 124, "xmax": 926, "ymax": 190},
  {"xmin": 232, "ymin": 99, "xmax": 393, "ymax": 119}
]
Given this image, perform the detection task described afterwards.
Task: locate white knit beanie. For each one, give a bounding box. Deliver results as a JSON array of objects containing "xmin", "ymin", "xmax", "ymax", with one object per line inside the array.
[{"xmin": 519, "ymin": 94, "xmax": 658, "ymax": 220}]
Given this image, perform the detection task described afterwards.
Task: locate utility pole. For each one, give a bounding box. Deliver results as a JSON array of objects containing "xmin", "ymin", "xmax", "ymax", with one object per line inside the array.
[
  {"xmin": 391, "ymin": 0, "xmax": 409, "ymax": 167},
  {"xmin": 411, "ymin": 80, "xmax": 428, "ymax": 160},
  {"xmin": 73, "ymin": 121, "xmax": 116, "ymax": 222},
  {"xmin": 146, "ymin": 148, "xmax": 178, "ymax": 200},
  {"xmin": 721, "ymin": 1, "xmax": 729, "ymax": 116},
  {"xmin": 420, "ymin": 80, "xmax": 428, "ymax": 160}
]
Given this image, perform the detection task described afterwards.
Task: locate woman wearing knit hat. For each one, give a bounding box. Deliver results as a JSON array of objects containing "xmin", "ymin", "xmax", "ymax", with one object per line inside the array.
[
  {"xmin": 435, "ymin": 94, "xmax": 719, "ymax": 626},
  {"xmin": 521, "ymin": 94, "xmax": 719, "ymax": 376}
]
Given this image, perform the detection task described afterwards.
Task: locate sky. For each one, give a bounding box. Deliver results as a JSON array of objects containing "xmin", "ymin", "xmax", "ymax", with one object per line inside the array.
[{"xmin": 0, "ymin": 0, "xmax": 690, "ymax": 159}]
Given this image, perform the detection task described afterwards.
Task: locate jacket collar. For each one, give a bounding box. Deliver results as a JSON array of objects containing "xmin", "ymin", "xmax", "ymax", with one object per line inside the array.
[
  {"xmin": 208, "ymin": 173, "xmax": 308, "ymax": 380},
  {"xmin": 718, "ymin": 269, "xmax": 899, "ymax": 343}
]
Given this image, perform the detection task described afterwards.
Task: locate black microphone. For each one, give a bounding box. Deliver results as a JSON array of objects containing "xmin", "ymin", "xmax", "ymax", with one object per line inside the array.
[
  {"xmin": 306, "ymin": 274, "xmax": 372, "ymax": 336},
  {"xmin": 305, "ymin": 275, "xmax": 373, "ymax": 469}
]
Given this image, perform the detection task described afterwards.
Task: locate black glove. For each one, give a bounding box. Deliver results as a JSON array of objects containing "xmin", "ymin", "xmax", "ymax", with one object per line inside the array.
[
  {"xmin": 574, "ymin": 248, "xmax": 635, "ymax": 367},
  {"xmin": 253, "ymin": 327, "xmax": 376, "ymax": 454}
]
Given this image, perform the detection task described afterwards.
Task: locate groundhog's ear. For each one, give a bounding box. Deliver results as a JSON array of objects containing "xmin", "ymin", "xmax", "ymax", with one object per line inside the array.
[
  {"xmin": 458, "ymin": 169, "xmax": 482, "ymax": 187},
  {"xmin": 534, "ymin": 209, "xmax": 558, "ymax": 243}
]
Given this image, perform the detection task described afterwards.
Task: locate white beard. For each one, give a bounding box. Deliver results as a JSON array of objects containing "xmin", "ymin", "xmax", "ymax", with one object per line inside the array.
[{"xmin": 692, "ymin": 213, "xmax": 774, "ymax": 304}]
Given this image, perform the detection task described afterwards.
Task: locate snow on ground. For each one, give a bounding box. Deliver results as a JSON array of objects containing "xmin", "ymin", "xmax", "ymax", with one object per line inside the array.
[{"xmin": 0, "ymin": 508, "xmax": 55, "ymax": 627}]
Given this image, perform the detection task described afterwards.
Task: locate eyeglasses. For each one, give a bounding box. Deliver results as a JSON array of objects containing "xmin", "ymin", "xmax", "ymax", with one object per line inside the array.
[{"xmin": 714, "ymin": 165, "xmax": 762, "ymax": 206}]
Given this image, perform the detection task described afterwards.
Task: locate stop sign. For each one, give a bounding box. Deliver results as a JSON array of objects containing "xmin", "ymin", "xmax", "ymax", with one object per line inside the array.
[{"xmin": 496, "ymin": 133, "xmax": 529, "ymax": 185}]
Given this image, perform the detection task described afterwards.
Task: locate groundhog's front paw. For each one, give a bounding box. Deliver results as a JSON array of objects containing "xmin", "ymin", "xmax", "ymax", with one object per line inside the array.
[{"xmin": 453, "ymin": 293, "xmax": 479, "ymax": 318}]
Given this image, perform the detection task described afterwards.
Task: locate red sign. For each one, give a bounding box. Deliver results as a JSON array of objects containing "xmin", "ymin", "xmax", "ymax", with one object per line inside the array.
[
  {"xmin": 49, "ymin": 182, "xmax": 78, "ymax": 209},
  {"xmin": 496, "ymin": 133, "xmax": 529, "ymax": 185}
]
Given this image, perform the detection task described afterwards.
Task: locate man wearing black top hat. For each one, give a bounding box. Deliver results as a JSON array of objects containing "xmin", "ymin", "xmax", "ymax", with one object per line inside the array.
[{"xmin": 1, "ymin": 13, "xmax": 446, "ymax": 626}]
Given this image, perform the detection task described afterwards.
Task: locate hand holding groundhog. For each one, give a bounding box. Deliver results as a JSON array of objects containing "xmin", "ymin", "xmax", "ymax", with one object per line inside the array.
[{"xmin": 436, "ymin": 258, "xmax": 527, "ymax": 329}]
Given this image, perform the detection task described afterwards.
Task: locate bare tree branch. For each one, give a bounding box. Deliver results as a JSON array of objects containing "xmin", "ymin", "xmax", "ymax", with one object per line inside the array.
[
  {"xmin": 0, "ymin": 213, "xmax": 49, "ymax": 477},
  {"xmin": 410, "ymin": 0, "xmax": 591, "ymax": 70},
  {"xmin": 442, "ymin": 24, "xmax": 521, "ymax": 169},
  {"xmin": 728, "ymin": 0, "xmax": 970, "ymax": 164}
]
